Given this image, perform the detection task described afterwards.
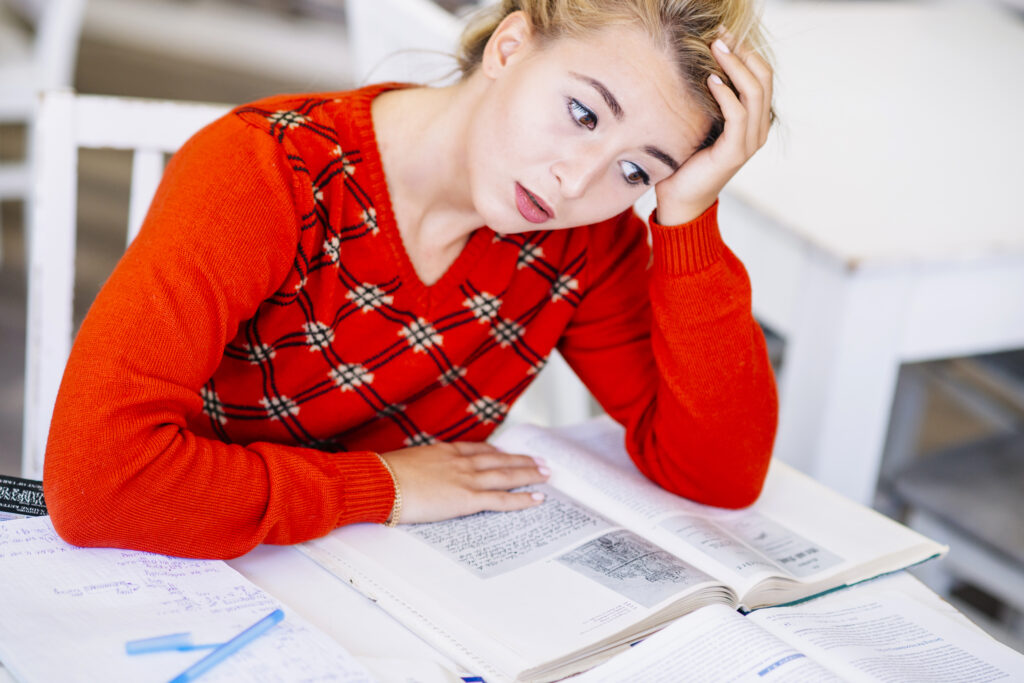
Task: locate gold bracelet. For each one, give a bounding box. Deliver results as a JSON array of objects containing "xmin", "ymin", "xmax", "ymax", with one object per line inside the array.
[{"xmin": 376, "ymin": 454, "xmax": 402, "ymax": 527}]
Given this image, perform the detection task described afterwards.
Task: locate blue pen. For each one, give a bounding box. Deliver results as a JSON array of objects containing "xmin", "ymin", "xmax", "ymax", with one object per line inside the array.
[
  {"xmin": 126, "ymin": 633, "xmax": 221, "ymax": 654},
  {"xmin": 166, "ymin": 608, "xmax": 285, "ymax": 683}
]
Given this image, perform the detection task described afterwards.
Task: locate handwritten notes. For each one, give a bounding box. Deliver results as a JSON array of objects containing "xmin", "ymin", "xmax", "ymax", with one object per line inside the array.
[{"xmin": 0, "ymin": 516, "xmax": 373, "ymax": 682}]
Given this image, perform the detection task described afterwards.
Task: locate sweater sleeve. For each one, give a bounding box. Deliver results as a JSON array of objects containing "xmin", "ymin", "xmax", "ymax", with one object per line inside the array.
[
  {"xmin": 43, "ymin": 113, "xmax": 395, "ymax": 559},
  {"xmin": 557, "ymin": 201, "xmax": 778, "ymax": 508}
]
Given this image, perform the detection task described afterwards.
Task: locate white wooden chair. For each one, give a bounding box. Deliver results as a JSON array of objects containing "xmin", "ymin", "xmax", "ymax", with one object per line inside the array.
[
  {"xmin": 0, "ymin": 0, "xmax": 86, "ymax": 255},
  {"xmin": 22, "ymin": 90, "xmax": 229, "ymax": 479}
]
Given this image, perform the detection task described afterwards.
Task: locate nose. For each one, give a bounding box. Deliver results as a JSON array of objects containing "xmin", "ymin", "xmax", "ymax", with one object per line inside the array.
[{"xmin": 551, "ymin": 155, "xmax": 604, "ymax": 200}]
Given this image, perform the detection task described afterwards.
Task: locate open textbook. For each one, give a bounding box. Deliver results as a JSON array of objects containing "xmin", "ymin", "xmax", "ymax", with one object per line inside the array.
[
  {"xmin": 576, "ymin": 571, "xmax": 1024, "ymax": 682},
  {"xmin": 299, "ymin": 417, "xmax": 948, "ymax": 683}
]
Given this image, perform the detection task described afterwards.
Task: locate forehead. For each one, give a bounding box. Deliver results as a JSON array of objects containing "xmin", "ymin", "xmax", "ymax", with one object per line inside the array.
[{"xmin": 531, "ymin": 25, "xmax": 709, "ymax": 153}]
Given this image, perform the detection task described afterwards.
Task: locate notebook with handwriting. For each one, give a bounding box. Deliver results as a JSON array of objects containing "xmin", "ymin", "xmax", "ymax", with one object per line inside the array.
[{"xmin": 0, "ymin": 516, "xmax": 372, "ymax": 683}]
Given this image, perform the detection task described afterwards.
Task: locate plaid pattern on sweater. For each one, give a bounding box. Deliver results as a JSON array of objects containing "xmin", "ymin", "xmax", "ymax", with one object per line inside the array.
[
  {"xmin": 200, "ymin": 91, "xmax": 591, "ymax": 453},
  {"xmin": 43, "ymin": 84, "xmax": 778, "ymax": 559}
]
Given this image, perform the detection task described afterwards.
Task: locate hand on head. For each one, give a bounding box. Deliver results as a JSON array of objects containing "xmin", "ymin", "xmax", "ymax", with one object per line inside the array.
[{"xmin": 654, "ymin": 31, "xmax": 775, "ymax": 226}]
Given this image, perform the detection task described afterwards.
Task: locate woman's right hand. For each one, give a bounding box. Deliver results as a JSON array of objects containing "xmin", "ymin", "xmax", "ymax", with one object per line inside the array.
[{"xmin": 379, "ymin": 441, "xmax": 550, "ymax": 524}]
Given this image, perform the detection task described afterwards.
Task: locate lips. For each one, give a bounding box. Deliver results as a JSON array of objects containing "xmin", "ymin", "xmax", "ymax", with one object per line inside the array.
[{"xmin": 514, "ymin": 183, "xmax": 554, "ymax": 224}]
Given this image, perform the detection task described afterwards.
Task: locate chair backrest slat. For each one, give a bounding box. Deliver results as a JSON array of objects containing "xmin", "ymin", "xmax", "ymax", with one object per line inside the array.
[{"xmin": 127, "ymin": 149, "xmax": 166, "ymax": 244}]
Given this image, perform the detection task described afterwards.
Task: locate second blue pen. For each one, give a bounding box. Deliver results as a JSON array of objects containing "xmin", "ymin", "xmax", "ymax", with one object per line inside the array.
[{"xmin": 167, "ymin": 608, "xmax": 285, "ymax": 683}]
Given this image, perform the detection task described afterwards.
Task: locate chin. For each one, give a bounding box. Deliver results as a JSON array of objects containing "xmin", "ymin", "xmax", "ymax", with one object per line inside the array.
[
  {"xmin": 474, "ymin": 195, "xmax": 530, "ymax": 235},
  {"xmin": 487, "ymin": 219, "xmax": 533, "ymax": 236}
]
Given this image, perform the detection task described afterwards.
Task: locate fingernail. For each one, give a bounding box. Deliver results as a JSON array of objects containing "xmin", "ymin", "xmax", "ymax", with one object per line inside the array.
[
  {"xmin": 714, "ymin": 38, "xmax": 730, "ymax": 54},
  {"xmin": 537, "ymin": 466, "xmax": 551, "ymax": 476},
  {"xmin": 531, "ymin": 492, "xmax": 545, "ymax": 501},
  {"xmin": 710, "ymin": 74, "xmax": 724, "ymax": 85},
  {"xmin": 533, "ymin": 457, "xmax": 547, "ymax": 466}
]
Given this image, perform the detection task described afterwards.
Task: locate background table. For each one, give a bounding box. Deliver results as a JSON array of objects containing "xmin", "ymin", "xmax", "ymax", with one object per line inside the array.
[{"xmin": 719, "ymin": 0, "xmax": 1024, "ymax": 505}]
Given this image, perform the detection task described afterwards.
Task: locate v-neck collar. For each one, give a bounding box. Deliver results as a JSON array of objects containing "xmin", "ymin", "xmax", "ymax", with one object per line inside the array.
[{"xmin": 345, "ymin": 84, "xmax": 495, "ymax": 311}]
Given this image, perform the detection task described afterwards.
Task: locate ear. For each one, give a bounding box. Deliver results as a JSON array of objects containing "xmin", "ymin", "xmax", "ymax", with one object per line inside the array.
[{"xmin": 480, "ymin": 11, "xmax": 534, "ymax": 79}]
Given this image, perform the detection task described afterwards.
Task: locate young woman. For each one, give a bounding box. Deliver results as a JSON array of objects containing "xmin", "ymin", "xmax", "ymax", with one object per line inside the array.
[{"xmin": 43, "ymin": 0, "xmax": 778, "ymax": 559}]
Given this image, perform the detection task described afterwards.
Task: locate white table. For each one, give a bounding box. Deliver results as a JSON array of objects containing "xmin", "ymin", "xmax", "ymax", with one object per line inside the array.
[
  {"xmin": 719, "ymin": 0, "xmax": 1024, "ymax": 504},
  {"xmin": 1, "ymin": 527, "xmax": 1015, "ymax": 682}
]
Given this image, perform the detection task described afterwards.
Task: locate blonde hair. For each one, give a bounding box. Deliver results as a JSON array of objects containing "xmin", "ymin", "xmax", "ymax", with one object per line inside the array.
[{"xmin": 457, "ymin": 0, "xmax": 773, "ymax": 149}]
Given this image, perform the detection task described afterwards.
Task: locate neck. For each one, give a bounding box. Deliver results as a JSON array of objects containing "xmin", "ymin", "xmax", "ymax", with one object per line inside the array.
[{"xmin": 372, "ymin": 76, "xmax": 487, "ymax": 262}]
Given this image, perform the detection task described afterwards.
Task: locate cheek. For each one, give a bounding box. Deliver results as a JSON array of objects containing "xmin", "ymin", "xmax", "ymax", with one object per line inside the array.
[
  {"xmin": 567, "ymin": 180, "xmax": 641, "ymax": 227},
  {"xmin": 595, "ymin": 169, "xmax": 647, "ymax": 208},
  {"xmin": 465, "ymin": 105, "xmax": 515, "ymax": 192},
  {"xmin": 470, "ymin": 101, "xmax": 532, "ymax": 171},
  {"xmin": 507, "ymin": 109, "xmax": 564, "ymax": 165}
]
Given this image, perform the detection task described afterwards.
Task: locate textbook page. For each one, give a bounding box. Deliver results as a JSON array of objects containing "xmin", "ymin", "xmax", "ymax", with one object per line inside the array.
[
  {"xmin": 572, "ymin": 572, "xmax": 1024, "ymax": 682},
  {"xmin": 493, "ymin": 418, "xmax": 946, "ymax": 607},
  {"xmin": 573, "ymin": 603, "xmax": 843, "ymax": 683},
  {"xmin": 302, "ymin": 483, "xmax": 734, "ymax": 682},
  {"xmin": 0, "ymin": 516, "xmax": 374, "ymax": 683},
  {"xmin": 749, "ymin": 573, "xmax": 1024, "ymax": 682}
]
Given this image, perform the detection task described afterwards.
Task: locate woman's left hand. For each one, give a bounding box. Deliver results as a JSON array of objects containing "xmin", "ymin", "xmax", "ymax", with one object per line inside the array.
[{"xmin": 654, "ymin": 32, "xmax": 774, "ymax": 226}]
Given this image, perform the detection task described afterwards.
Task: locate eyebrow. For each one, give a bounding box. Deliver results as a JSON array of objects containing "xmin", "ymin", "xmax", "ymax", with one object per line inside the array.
[
  {"xmin": 570, "ymin": 71, "xmax": 681, "ymax": 172},
  {"xmin": 571, "ymin": 71, "xmax": 623, "ymax": 120},
  {"xmin": 644, "ymin": 146, "xmax": 680, "ymax": 172}
]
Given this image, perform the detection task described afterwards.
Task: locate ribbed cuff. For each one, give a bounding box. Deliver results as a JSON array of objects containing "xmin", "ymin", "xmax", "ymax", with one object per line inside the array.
[
  {"xmin": 333, "ymin": 450, "xmax": 397, "ymax": 526},
  {"xmin": 649, "ymin": 200, "xmax": 723, "ymax": 275}
]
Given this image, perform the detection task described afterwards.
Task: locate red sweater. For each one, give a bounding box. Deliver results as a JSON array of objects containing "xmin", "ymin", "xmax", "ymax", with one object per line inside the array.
[{"xmin": 43, "ymin": 84, "xmax": 778, "ymax": 559}]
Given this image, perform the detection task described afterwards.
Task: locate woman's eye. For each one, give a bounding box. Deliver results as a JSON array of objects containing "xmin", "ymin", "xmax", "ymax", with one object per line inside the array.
[
  {"xmin": 619, "ymin": 161, "xmax": 650, "ymax": 186},
  {"xmin": 567, "ymin": 98, "xmax": 597, "ymax": 130}
]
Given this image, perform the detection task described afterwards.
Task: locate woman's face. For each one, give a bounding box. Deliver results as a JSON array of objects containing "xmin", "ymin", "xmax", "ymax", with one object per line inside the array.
[{"xmin": 466, "ymin": 16, "xmax": 711, "ymax": 233}]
